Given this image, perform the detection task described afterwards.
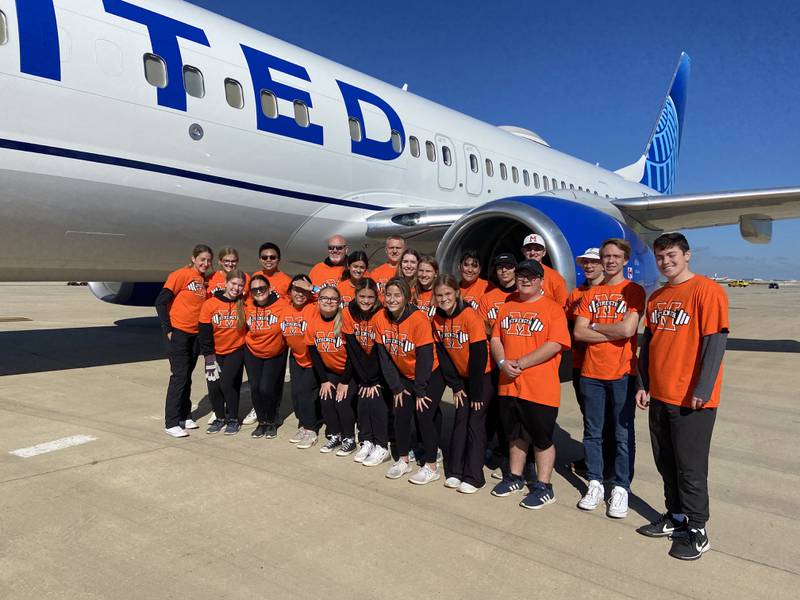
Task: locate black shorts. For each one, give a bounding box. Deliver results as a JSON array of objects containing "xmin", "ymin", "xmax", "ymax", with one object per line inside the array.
[{"xmin": 498, "ymin": 396, "xmax": 558, "ymax": 450}]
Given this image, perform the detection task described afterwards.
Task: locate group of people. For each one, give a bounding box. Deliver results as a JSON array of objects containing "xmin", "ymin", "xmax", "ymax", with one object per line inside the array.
[{"xmin": 155, "ymin": 230, "xmax": 728, "ymax": 562}]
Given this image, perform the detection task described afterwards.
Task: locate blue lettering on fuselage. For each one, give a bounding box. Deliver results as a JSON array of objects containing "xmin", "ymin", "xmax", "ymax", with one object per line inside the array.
[
  {"xmin": 103, "ymin": 0, "xmax": 209, "ymax": 112},
  {"xmin": 336, "ymin": 80, "xmax": 405, "ymax": 160},
  {"xmin": 17, "ymin": 0, "xmax": 61, "ymax": 80}
]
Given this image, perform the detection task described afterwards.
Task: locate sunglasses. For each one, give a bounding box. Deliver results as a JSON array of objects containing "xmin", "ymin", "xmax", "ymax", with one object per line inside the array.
[
  {"xmin": 260, "ymin": 254, "xmax": 278, "ymax": 260},
  {"xmin": 328, "ymin": 245, "xmax": 346, "ymax": 251},
  {"xmin": 251, "ymin": 286, "xmax": 269, "ymax": 294}
]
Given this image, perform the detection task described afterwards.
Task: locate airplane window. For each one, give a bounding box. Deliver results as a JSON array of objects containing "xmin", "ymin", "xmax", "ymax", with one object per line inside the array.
[
  {"xmin": 512, "ymin": 166, "xmax": 519, "ymax": 184},
  {"xmin": 605, "ymin": 194, "xmax": 610, "ymax": 198},
  {"xmin": 182, "ymin": 65, "xmax": 205, "ymax": 98},
  {"xmin": 391, "ymin": 130, "xmax": 402, "ymax": 154},
  {"xmin": 569, "ymin": 183, "xmax": 574, "ymax": 190},
  {"xmin": 442, "ymin": 146, "xmax": 452, "ymax": 166},
  {"xmin": 469, "ymin": 154, "xmax": 479, "ymax": 173},
  {"xmin": 143, "ymin": 53, "xmax": 167, "ymax": 88},
  {"xmin": 349, "ymin": 117, "xmax": 362, "ymax": 142},
  {"xmin": 261, "ymin": 90, "xmax": 278, "ymax": 119},
  {"xmin": 523, "ymin": 170, "xmax": 530, "ymax": 186},
  {"xmin": 499, "ymin": 163, "xmax": 507, "ymax": 180},
  {"xmin": 426, "ymin": 141, "xmax": 436, "ymax": 162},
  {"xmin": 409, "ymin": 136, "xmax": 420, "ymax": 157},
  {"xmin": 533, "ymin": 172, "xmax": 540, "ymax": 189},
  {"xmin": 594, "ymin": 190, "xmax": 599, "ymax": 195},
  {"xmin": 578, "ymin": 186, "xmax": 583, "ymax": 191},
  {"xmin": 485, "ymin": 159, "xmax": 494, "ymax": 177},
  {"xmin": 0, "ymin": 11, "xmax": 7, "ymax": 45},
  {"xmin": 543, "ymin": 176, "xmax": 549, "ymax": 190},
  {"xmin": 224, "ymin": 78, "xmax": 244, "ymax": 109},
  {"xmin": 294, "ymin": 100, "xmax": 310, "ymax": 127},
  {"xmin": 561, "ymin": 180, "xmax": 566, "ymax": 189}
]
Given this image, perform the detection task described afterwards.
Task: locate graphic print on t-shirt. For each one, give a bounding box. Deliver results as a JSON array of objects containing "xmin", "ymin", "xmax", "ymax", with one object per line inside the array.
[
  {"xmin": 499, "ymin": 312, "xmax": 544, "ymax": 336},
  {"xmin": 587, "ymin": 293, "xmax": 628, "ymax": 320},
  {"xmin": 650, "ymin": 300, "xmax": 692, "ymax": 331},
  {"xmin": 381, "ymin": 329, "xmax": 415, "ymax": 356}
]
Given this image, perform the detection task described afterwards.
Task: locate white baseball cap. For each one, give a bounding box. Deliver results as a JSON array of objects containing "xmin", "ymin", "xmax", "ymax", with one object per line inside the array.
[
  {"xmin": 522, "ymin": 233, "xmax": 546, "ymax": 248},
  {"xmin": 576, "ymin": 248, "xmax": 600, "ymax": 261}
]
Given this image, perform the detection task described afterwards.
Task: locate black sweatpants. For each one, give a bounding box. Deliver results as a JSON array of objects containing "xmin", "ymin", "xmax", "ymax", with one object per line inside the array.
[
  {"xmin": 319, "ymin": 371, "xmax": 357, "ymax": 439},
  {"xmin": 289, "ymin": 355, "xmax": 319, "ymax": 431},
  {"xmin": 207, "ymin": 348, "xmax": 245, "ymax": 422},
  {"xmin": 164, "ymin": 329, "xmax": 199, "ymax": 428},
  {"xmin": 244, "ymin": 348, "xmax": 284, "ymax": 423},
  {"xmin": 393, "ymin": 369, "xmax": 445, "ymax": 462},
  {"xmin": 447, "ymin": 372, "xmax": 492, "ymax": 487},
  {"xmin": 649, "ymin": 398, "xmax": 717, "ymax": 528},
  {"xmin": 357, "ymin": 385, "xmax": 390, "ymax": 447}
]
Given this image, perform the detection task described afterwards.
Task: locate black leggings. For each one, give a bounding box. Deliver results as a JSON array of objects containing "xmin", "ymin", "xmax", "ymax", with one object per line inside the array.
[
  {"xmin": 207, "ymin": 348, "xmax": 245, "ymax": 422},
  {"xmin": 319, "ymin": 371, "xmax": 357, "ymax": 439},
  {"xmin": 393, "ymin": 369, "xmax": 445, "ymax": 462},
  {"xmin": 447, "ymin": 372, "xmax": 492, "ymax": 487},
  {"xmin": 164, "ymin": 329, "xmax": 199, "ymax": 428},
  {"xmin": 244, "ymin": 348, "xmax": 284, "ymax": 423},
  {"xmin": 289, "ymin": 355, "xmax": 319, "ymax": 431},
  {"xmin": 356, "ymin": 384, "xmax": 390, "ymax": 447}
]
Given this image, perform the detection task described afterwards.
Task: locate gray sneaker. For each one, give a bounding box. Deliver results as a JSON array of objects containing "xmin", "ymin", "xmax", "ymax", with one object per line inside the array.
[
  {"xmin": 296, "ymin": 430, "xmax": 318, "ymax": 449},
  {"xmin": 386, "ymin": 459, "xmax": 412, "ymax": 479},
  {"xmin": 409, "ymin": 464, "xmax": 441, "ymax": 485},
  {"xmin": 289, "ymin": 427, "xmax": 305, "ymax": 444}
]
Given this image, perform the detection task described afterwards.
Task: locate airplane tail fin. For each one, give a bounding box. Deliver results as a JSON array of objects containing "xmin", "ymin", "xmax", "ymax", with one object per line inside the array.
[{"xmin": 615, "ymin": 53, "xmax": 691, "ymax": 195}]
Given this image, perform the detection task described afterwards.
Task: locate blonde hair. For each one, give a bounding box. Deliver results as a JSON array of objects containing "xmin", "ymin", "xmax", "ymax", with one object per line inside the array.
[
  {"xmin": 225, "ymin": 269, "xmax": 247, "ymax": 330},
  {"xmin": 318, "ymin": 285, "xmax": 344, "ymax": 338}
]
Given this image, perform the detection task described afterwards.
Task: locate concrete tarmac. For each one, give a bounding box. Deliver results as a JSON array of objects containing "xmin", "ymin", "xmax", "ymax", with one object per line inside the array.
[{"xmin": 1, "ymin": 283, "xmax": 798, "ymax": 599}]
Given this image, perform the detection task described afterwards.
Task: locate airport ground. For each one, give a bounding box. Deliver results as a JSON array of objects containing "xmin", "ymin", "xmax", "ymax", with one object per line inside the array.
[{"xmin": 1, "ymin": 283, "xmax": 798, "ymax": 599}]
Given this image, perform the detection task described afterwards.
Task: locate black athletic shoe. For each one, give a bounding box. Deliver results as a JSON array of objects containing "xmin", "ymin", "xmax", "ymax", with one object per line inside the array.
[
  {"xmin": 669, "ymin": 527, "xmax": 710, "ymax": 561},
  {"xmin": 251, "ymin": 423, "xmax": 268, "ymax": 438},
  {"xmin": 636, "ymin": 513, "xmax": 688, "ymax": 538},
  {"xmin": 206, "ymin": 418, "xmax": 225, "ymax": 434},
  {"xmin": 264, "ymin": 422, "xmax": 278, "ymax": 439}
]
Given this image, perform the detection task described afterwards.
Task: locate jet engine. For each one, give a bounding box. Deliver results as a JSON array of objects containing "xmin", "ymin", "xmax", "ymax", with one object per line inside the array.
[{"xmin": 88, "ymin": 281, "xmax": 164, "ymax": 306}]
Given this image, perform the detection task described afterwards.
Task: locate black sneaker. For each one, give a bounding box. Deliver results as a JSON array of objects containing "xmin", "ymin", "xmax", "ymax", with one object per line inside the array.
[
  {"xmin": 224, "ymin": 421, "xmax": 241, "ymax": 435},
  {"xmin": 636, "ymin": 513, "xmax": 688, "ymax": 538},
  {"xmin": 264, "ymin": 422, "xmax": 278, "ymax": 439},
  {"xmin": 319, "ymin": 435, "xmax": 342, "ymax": 454},
  {"xmin": 251, "ymin": 423, "xmax": 268, "ymax": 438},
  {"xmin": 206, "ymin": 418, "xmax": 225, "ymax": 434},
  {"xmin": 669, "ymin": 527, "xmax": 710, "ymax": 561}
]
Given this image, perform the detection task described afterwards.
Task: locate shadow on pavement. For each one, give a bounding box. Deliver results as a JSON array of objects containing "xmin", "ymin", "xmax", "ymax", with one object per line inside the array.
[{"xmin": 726, "ymin": 338, "xmax": 800, "ymax": 353}]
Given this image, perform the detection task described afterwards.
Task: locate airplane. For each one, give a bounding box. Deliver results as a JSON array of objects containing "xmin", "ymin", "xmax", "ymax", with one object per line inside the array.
[{"xmin": 0, "ymin": 0, "xmax": 798, "ymax": 306}]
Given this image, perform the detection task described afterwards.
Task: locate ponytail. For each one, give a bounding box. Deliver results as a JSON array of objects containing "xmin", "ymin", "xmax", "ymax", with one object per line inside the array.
[{"xmin": 225, "ymin": 269, "xmax": 247, "ymax": 329}]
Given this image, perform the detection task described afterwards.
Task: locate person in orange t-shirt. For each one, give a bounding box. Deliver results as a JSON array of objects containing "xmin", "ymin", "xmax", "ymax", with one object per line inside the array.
[
  {"xmin": 432, "ymin": 274, "xmax": 492, "ymax": 493},
  {"xmin": 243, "ymin": 275, "xmax": 287, "ymax": 439},
  {"xmin": 634, "ymin": 233, "xmax": 729, "ymax": 561},
  {"xmin": 305, "ymin": 285, "xmax": 358, "ymax": 455},
  {"xmin": 414, "ymin": 255, "xmax": 438, "ymax": 319},
  {"xmin": 199, "ymin": 270, "xmax": 247, "ymax": 435},
  {"xmin": 252, "ymin": 242, "xmax": 292, "ymax": 298},
  {"xmin": 370, "ymin": 235, "xmax": 406, "ymax": 294},
  {"xmin": 374, "ymin": 277, "xmax": 444, "ymax": 485},
  {"xmin": 574, "ymin": 239, "xmax": 646, "ymax": 516},
  {"xmin": 155, "ymin": 244, "xmax": 212, "ymax": 438},
  {"xmin": 458, "ymin": 249, "xmax": 492, "ymax": 310},
  {"xmin": 207, "ymin": 247, "xmax": 251, "ymax": 298},
  {"xmin": 337, "ymin": 250, "xmax": 370, "ymax": 307},
  {"xmin": 279, "ymin": 275, "xmax": 319, "ymax": 449},
  {"xmin": 490, "ymin": 260, "xmax": 570, "ymax": 510},
  {"xmin": 521, "ymin": 233, "xmax": 568, "ymax": 308},
  {"xmin": 309, "ymin": 234, "xmax": 348, "ymax": 288}
]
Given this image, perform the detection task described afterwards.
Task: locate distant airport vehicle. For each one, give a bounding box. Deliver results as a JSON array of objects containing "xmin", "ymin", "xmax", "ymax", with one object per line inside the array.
[
  {"xmin": 769, "ymin": 282, "xmax": 780, "ymax": 289},
  {"xmin": 0, "ymin": 0, "xmax": 799, "ymax": 306},
  {"xmin": 728, "ymin": 280, "xmax": 751, "ymax": 288}
]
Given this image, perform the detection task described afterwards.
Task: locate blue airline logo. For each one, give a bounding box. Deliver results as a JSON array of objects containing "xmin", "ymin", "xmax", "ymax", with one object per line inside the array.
[{"xmin": 13, "ymin": 0, "xmax": 405, "ymax": 161}]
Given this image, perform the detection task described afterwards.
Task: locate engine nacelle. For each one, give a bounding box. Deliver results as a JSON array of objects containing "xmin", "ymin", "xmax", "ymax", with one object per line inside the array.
[
  {"xmin": 437, "ymin": 196, "xmax": 658, "ymax": 291},
  {"xmin": 88, "ymin": 281, "xmax": 163, "ymax": 306}
]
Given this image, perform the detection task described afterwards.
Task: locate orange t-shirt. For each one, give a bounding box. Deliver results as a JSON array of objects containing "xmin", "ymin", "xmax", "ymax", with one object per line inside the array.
[
  {"xmin": 460, "ymin": 278, "xmax": 491, "ymax": 311},
  {"xmin": 373, "ymin": 309, "xmax": 439, "ymax": 380},
  {"xmin": 645, "ymin": 275, "xmax": 729, "ymax": 409},
  {"xmin": 244, "ymin": 297, "xmax": 287, "ymax": 359},
  {"xmin": 415, "ymin": 289, "xmax": 436, "ymax": 320},
  {"xmin": 252, "ymin": 269, "xmax": 292, "ymax": 298},
  {"xmin": 309, "ymin": 261, "xmax": 345, "ymax": 288},
  {"xmin": 342, "ymin": 307, "xmax": 378, "ymax": 355},
  {"xmin": 371, "ymin": 262, "xmax": 399, "ymax": 292},
  {"xmin": 163, "ymin": 266, "xmax": 208, "ymax": 334},
  {"xmin": 304, "ymin": 310, "xmax": 347, "ymax": 374},
  {"xmin": 492, "ymin": 296, "xmax": 571, "ymax": 407},
  {"xmin": 432, "ymin": 306, "xmax": 491, "ymax": 378},
  {"xmin": 542, "ymin": 264, "xmax": 568, "ymax": 308},
  {"xmin": 207, "ymin": 270, "xmax": 250, "ymax": 299},
  {"xmin": 279, "ymin": 302, "xmax": 316, "ymax": 368},
  {"xmin": 337, "ymin": 278, "xmax": 360, "ymax": 307},
  {"xmin": 478, "ymin": 286, "xmax": 516, "ymax": 332},
  {"xmin": 199, "ymin": 296, "xmax": 246, "ymax": 355},
  {"xmin": 576, "ymin": 280, "xmax": 646, "ymax": 380}
]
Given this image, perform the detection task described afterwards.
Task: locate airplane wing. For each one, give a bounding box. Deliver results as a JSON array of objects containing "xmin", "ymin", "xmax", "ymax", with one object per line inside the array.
[{"xmin": 613, "ymin": 186, "xmax": 800, "ymax": 242}]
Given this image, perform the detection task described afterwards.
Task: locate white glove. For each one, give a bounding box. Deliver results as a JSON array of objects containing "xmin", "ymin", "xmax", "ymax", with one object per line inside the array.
[{"xmin": 204, "ymin": 355, "xmax": 221, "ymax": 382}]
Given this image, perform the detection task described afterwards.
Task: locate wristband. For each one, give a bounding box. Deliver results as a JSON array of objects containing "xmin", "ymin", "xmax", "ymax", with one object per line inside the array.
[
  {"xmin": 590, "ymin": 322, "xmax": 598, "ymax": 331},
  {"xmin": 498, "ymin": 359, "xmax": 506, "ymax": 367}
]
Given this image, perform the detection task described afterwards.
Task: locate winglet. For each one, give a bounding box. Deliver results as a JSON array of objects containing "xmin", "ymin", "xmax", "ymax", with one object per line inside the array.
[{"xmin": 615, "ymin": 53, "xmax": 691, "ymax": 195}]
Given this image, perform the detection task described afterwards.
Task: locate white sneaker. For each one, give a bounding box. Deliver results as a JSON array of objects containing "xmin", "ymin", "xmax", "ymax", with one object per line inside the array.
[
  {"xmin": 180, "ymin": 418, "xmax": 198, "ymax": 430},
  {"xmin": 386, "ymin": 459, "xmax": 412, "ymax": 479},
  {"xmin": 296, "ymin": 430, "xmax": 317, "ymax": 449},
  {"xmin": 409, "ymin": 464, "xmax": 441, "ymax": 485},
  {"xmin": 578, "ymin": 480, "xmax": 604, "ymax": 511},
  {"xmin": 353, "ymin": 440, "xmax": 374, "ymax": 463},
  {"xmin": 207, "ymin": 413, "xmax": 217, "ymax": 425},
  {"xmin": 607, "ymin": 486, "xmax": 629, "ymax": 519},
  {"xmin": 289, "ymin": 427, "xmax": 305, "ymax": 444},
  {"xmin": 242, "ymin": 408, "xmax": 258, "ymax": 425},
  {"xmin": 444, "ymin": 477, "xmax": 461, "ymax": 489},
  {"xmin": 165, "ymin": 426, "xmax": 189, "ymax": 438},
  {"xmin": 458, "ymin": 481, "xmax": 481, "ymax": 494},
  {"xmin": 363, "ymin": 445, "xmax": 390, "ymax": 467}
]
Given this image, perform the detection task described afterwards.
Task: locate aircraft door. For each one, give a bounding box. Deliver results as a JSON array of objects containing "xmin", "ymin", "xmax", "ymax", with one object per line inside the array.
[
  {"xmin": 463, "ymin": 143, "xmax": 483, "ymax": 195},
  {"xmin": 436, "ymin": 134, "xmax": 457, "ymax": 191}
]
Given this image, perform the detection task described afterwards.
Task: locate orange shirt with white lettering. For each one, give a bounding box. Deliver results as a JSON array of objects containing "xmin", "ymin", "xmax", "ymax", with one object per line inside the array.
[
  {"xmin": 566, "ymin": 282, "xmax": 592, "ymax": 370},
  {"xmin": 432, "ymin": 306, "xmax": 491, "ymax": 378},
  {"xmin": 460, "ymin": 278, "xmax": 491, "ymax": 311},
  {"xmin": 279, "ymin": 302, "xmax": 316, "ymax": 368},
  {"xmin": 342, "ymin": 307, "xmax": 378, "ymax": 355},
  {"xmin": 492, "ymin": 296, "xmax": 571, "ymax": 407},
  {"xmin": 208, "ymin": 270, "xmax": 250, "ymax": 299},
  {"xmin": 252, "ymin": 270, "xmax": 292, "ymax": 298},
  {"xmin": 478, "ymin": 286, "xmax": 516, "ymax": 332},
  {"xmin": 542, "ymin": 264, "xmax": 568, "ymax": 308},
  {"xmin": 309, "ymin": 261, "xmax": 345, "ymax": 288},
  {"xmin": 373, "ymin": 309, "xmax": 439, "ymax": 380},
  {"xmin": 199, "ymin": 295, "xmax": 246, "ymax": 355},
  {"xmin": 645, "ymin": 275, "xmax": 729, "ymax": 409},
  {"xmin": 576, "ymin": 280, "xmax": 646, "ymax": 380},
  {"xmin": 244, "ymin": 297, "xmax": 287, "ymax": 359},
  {"xmin": 337, "ymin": 278, "xmax": 360, "ymax": 307},
  {"xmin": 304, "ymin": 310, "xmax": 347, "ymax": 374},
  {"xmin": 415, "ymin": 289, "xmax": 436, "ymax": 320},
  {"xmin": 163, "ymin": 266, "xmax": 208, "ymax": 334}
]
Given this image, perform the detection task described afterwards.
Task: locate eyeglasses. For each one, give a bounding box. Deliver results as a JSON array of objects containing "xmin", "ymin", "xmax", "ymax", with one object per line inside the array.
[
  {"xmin": 260, "ymin": 254, "xmax": 278, "ymax": 260},
  {"xmin": 515, "ymin": 274, "xmax": 542, "ymax": 281},
  {"xmin": 251, "ymin": 286, "xmax": 269, "ymax": 294},
  {"xmin": 328, "ymin": 245, "xmax": 346, "ymax": 251},
  {"xmin": 221, "ymin": 259, "xmax": 238, "ymax": 265},
  {"xmin": 319, "ymin": 296, "xmax": 339, "ymax": 303},
  {"xmin": 496, "ymin": 265, "xmax": 515, "ymax": 271}
]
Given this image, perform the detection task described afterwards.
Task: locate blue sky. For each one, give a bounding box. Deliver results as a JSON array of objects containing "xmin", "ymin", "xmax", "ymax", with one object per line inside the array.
[{"xmin": 189, "ymin": 0, "xmax": 800, "ymax": 279}]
